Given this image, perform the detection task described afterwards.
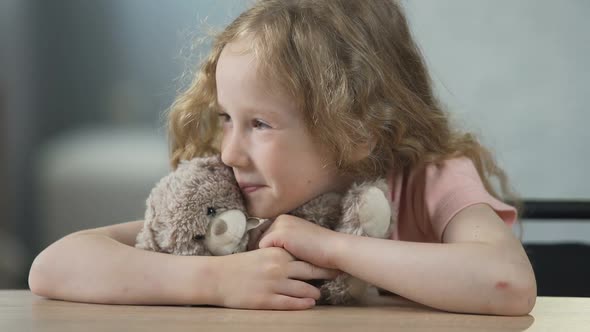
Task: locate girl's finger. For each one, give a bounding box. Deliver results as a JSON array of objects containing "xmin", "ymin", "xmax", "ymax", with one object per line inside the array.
[
  {"xmin": 266, "ymin": 295, "xmax": 316, "ymax": 310},
  {"xmin": 275, "ymin": 279, "xmax": 321, "ymax": 300},
  {"xmin": 287, "ymin": 260, "xmax": 341, "ymax": 280}
]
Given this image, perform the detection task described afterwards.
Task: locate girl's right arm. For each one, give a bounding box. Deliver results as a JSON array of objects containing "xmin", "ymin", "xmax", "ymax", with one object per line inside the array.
[
  {"xmin": 28, "ymin": 220, "xmax": 217, "ymax": 305},
  {"xmin": 28, "ymin": 221, "xmax": 336, "ymax": 309}
]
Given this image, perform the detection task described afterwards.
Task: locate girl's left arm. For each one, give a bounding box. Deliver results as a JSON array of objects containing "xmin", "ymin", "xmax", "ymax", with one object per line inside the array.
[{"xmin": 258, "ymin": 203, "xmax": 536, "ymax": 316}]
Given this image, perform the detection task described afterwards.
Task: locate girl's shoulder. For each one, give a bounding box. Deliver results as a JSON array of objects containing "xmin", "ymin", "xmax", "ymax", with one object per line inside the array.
[{"xmin": 388, "ymin": 157, "xmax": 516, "ymax": 242}]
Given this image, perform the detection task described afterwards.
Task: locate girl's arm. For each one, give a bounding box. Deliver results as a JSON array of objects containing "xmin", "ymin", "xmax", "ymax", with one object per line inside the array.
[
  {"xmin": 29, "ymin": 221, "xmax": 337, "ymax": 309},
  {"xmin": 259, "ymin": 203, "xmax": 537, "ymax": 315},
  {"xmin": 333, "ymin": 204, "xmax": 536, "ymax": 316},
  {"xmin": 28, "ymin": 221, "xmax": 217, "ymax": 305}
]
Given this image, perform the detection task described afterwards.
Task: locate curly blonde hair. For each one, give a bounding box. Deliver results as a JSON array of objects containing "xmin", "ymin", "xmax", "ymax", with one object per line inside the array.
[{"xmin": 168, "ymin": 0, "xmax": 521, "ymax": 214}]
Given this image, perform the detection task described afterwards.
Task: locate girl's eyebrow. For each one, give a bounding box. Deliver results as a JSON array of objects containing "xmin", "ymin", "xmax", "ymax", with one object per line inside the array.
[
  {"xmin": 216, "ymin": 103, "xmax": 228, "ymax": 112},
  {"xmin": 217, "ymin": 103, "xmax": 285, "ymax": 120}
]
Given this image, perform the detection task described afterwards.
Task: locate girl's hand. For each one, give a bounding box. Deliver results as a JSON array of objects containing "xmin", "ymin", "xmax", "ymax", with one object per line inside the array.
[
  {"xmin": 212, "ymin": 247, "xmax": 339, "ymax": 310},
  {"xmin": 257, "ymin": 214, "xmax": 345, "ymax": 270}
]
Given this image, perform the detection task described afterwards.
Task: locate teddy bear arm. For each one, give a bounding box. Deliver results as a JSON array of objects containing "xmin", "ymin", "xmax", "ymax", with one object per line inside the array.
[
  {"xmin": 338, "ymin": 180, "xmax": 393, "ymax": 238},
  {"xmin": 290, "ymin": 192, "xmax": 343, "ymax": 229},
  {"xmin": 318, "ymin": 276, "xmax": 369, "ymax": 305},
  {"xmin": 135, "ymin": 186, "xmax": 171, "ymax": 252},
  {"xmin": 135, "ymin": 222, "xmax": 161, "ymax": 252}
]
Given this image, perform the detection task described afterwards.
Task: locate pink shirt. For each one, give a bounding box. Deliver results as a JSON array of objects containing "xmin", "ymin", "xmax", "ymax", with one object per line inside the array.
[{"xmin": 387, "ymin": 157, "xmax": 517, "ymax": 243}]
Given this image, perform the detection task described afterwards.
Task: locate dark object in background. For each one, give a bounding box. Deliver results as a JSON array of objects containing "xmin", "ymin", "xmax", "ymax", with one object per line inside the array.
[
  {"xmin": 520, "ymin": 200, "xmax": 590, "ymax": 220},
  {"xmin": 1, "ymin": 85, "xmax": 5, "ymax": 214},
  {"xmin": 524, "ymin": 243, "xmax": 590, "ymax": 297},
  {"xmin": 520, "ymin": 200, "xmax": 590, "ymax": 297}
]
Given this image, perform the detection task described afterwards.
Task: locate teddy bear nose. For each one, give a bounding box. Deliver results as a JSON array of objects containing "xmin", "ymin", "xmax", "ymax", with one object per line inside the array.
[{"xmin": 213, "ymin": 220, "xmax": 228, "ymax": 235}]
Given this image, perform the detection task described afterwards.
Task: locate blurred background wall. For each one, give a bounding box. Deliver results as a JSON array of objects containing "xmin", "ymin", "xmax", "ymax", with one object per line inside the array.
[
  {"xmin": 0, "ymin": 0, "xmax": 248, "ymax": 288},
  {"xmin": 1, "ymin": 0, "xmax": 588, "ymax": 291}
]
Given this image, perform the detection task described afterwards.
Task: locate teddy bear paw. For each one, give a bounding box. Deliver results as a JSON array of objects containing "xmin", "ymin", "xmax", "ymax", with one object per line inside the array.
[{"xmin": 358, "ymin": 186, "xmax": 391, "ymax": 238}]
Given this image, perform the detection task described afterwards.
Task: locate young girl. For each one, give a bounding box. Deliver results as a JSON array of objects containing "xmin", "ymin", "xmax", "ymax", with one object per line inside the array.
[{"xmin": 28, "ymin": 0, "xmax": 536, "ymax": 315}]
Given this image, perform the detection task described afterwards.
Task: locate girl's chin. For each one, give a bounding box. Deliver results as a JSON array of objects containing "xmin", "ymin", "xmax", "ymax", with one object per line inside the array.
[
  {"xmin": 246, "ymin": 204, "xmax": 278, "ymax": 219},
  {"xmin": 246, "ymin": 195, "xmax": 302, "ymax": 219}
]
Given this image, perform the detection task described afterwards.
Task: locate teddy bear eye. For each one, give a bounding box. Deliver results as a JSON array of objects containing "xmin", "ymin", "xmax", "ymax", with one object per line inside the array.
[
  {"xmin": 206, "ymin": 207, "xmax": 216, "ymax": 216},
  {"xmin": 194, "ymin": 234, "xmax": 206, "ymax": 241}
]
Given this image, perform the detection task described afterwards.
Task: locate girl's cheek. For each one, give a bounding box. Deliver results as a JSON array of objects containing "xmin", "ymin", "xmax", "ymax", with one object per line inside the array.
[{"xmin": 252, "ymin": 135, "xmax": 282, "ymax": 155}]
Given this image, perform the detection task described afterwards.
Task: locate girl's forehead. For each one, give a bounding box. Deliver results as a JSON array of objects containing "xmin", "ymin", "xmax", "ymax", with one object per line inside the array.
[
  {"xmin": 216, "ymin": 41, "xmax": 256, "ymax": 80},
  {"xmin": 217, "ymin": 35, "xmax": 291, "ymax": 95},
  {"xmin": 216, "ymin": 44, "xmax": 299, "ymax": 121},
  {"xmin": 221, "ymin": 35, "xmax": 254, "ymax": 56},
  {"xmin": 216, "ymin": 54, "xmax": 299, "ymax": 119}
]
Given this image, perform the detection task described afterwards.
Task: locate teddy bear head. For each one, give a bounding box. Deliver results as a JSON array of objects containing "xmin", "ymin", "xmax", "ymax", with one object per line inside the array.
[{"xmin": 136, "ymin": 156, "xmax": 266, "ymax": 256}]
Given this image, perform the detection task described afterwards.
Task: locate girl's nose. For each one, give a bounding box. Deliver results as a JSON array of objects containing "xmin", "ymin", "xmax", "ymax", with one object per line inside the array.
[{"xmin": 221, "ymin": 131, "xmax": 249, "ymax": 168}]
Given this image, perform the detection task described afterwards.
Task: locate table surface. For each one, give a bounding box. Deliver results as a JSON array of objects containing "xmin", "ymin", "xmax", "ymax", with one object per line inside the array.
[{"xmin": 1, "ymin": 290, "xmax": 589, "ymax": 332}]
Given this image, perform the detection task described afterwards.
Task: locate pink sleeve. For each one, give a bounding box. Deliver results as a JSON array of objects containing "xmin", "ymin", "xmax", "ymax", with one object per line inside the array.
[{"xmin": 419, "ymin": 157, "xmax": 517, "ymax": 241}]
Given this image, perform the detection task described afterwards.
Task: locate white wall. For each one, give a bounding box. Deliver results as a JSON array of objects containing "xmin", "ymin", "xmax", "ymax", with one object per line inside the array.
[
  {"xmin": 403, "ymin": 0, "xmax": 590, "ymax": 243},
  {"xmin": 404, "ymin": 0, "xmax": 590, "ymax": 200}
]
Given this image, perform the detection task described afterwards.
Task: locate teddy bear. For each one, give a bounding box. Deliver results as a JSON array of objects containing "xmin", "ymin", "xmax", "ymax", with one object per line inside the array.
[{"xmin": 135, "ymin": 155, "xmax": 396, "ymax": 304}]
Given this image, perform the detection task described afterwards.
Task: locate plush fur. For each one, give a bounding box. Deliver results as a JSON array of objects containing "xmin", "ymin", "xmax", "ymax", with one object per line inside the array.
[
  {"xmin": 136, "ymin": 155, "xmax": 396, "ymax": 304},
  {"xmin": 136, "ymin": 156, "xmax": 246, "ymax": 256}
]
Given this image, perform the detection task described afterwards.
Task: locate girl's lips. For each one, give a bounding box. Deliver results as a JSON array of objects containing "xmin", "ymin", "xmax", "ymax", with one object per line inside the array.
[{"xmin": 241, "ymin": 186, "xmax": 263, "ymax": 194}]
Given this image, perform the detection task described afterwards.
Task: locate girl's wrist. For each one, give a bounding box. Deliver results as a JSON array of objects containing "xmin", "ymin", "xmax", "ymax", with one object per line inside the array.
[
  {"xmin": 183, "ymin": 255, "xmax": 223, "ymax": 306},
  {"xmin": 326, "ymin": 231, "xmax": 351, "ymax": 270}
]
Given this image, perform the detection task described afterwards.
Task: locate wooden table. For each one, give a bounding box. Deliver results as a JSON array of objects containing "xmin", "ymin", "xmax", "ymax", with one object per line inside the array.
[{"xmin": 1, "ymin": 290, "xmax": 589, "ymax": 331}]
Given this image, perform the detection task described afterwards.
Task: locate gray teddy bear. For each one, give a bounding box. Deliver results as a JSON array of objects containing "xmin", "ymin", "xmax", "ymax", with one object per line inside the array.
[{"xmin": 136, "ymin": 155, "xmax": 395, "ymax": 304}]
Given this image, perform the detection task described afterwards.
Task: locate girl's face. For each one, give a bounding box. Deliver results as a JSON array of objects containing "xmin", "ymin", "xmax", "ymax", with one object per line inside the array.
[{"xmin": 215, "ymin": 38, "xmax": 352, "ymax": 219}]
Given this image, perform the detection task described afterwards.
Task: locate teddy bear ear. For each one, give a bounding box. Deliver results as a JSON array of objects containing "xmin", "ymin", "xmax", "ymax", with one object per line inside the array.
[{"xmin": 192, "ymin": 155, "xmax": 224, "ymax": 171}]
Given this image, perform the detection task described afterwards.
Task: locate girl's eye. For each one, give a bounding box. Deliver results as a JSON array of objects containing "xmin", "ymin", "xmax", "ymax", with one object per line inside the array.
[
  {"xmin": 253, "ymin": 119, "xmax": 271, "ymax": 130},
  {"xmin": 217, "ymin": 113, "xmax": 231, "ymax": 123}
]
